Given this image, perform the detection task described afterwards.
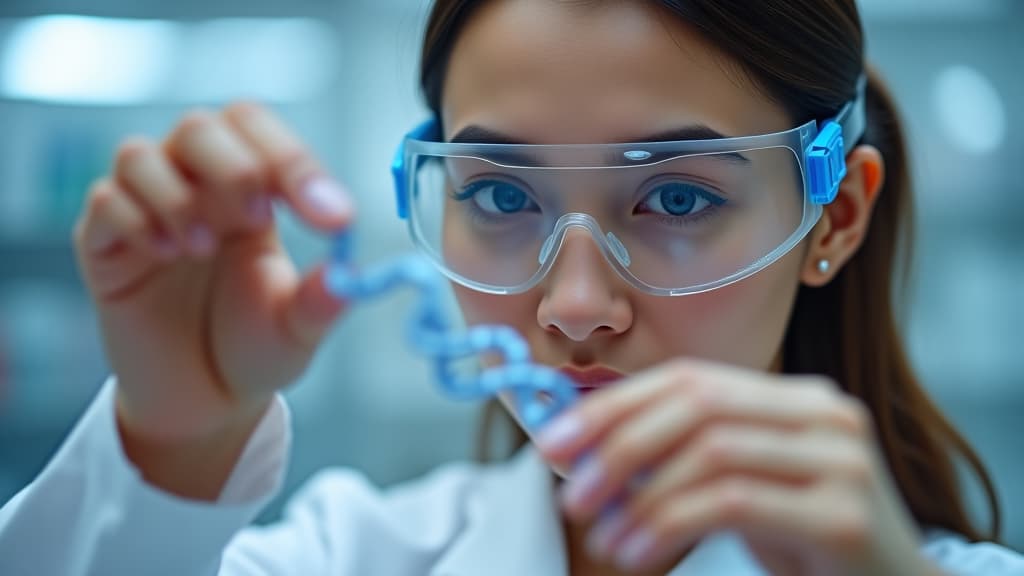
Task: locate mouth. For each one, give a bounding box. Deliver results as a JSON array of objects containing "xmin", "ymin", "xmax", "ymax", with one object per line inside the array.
[{"xmin": 559, "ymin": 365, "xmax": 626, "ymax": 395}]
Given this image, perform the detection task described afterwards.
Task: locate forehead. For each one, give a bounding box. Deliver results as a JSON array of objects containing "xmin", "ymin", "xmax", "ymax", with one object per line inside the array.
[{"xmin": 441, "ymin": 0, "xmax": 792, "ymax": 145}]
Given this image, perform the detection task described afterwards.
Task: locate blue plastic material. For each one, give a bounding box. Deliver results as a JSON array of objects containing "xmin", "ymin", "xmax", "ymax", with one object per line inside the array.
[
  {"xmin": 807, "ymin": 121, "xmax": 847, "ymax": 205},
  {"xmin": 393, "ymin": 119, "xmax": 441, "ymax": 220},
  {"xmin": 325, "ymin": 230, "xmax": 579, "ymax": 431},
  {"xmin": 390, "ymin": 143, "xmax": 408, "ymax": 219}
]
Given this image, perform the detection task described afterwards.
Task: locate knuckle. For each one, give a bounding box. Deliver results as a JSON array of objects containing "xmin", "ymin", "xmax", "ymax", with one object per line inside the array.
[
  {"xmin": 87, "ymin": 178, "xmax": 116, "ymax": 203},
  {"xmin": 839, "ymin": 447, "xmax": 874, "ymax": 486},
  {"xmin": 804, "ymin": 375, "xmax": 839, "ymax": 397},
  {"xmin": 822, "ymin": 505, "xmax": 870, "ymax": 555},
  {"xmin": 664, "ymin": 359, "xmax": 707, "ymax": 392},
  {"xmin": 667, "ymin": 357, "xmax": 698, "ymax": 382},
  {"xmin": 157, "ymin": 192, "xmax": 194, "ymax": 222},
  {"xmin": 83, "ymin": 179, "xmax": 119, "ymax": 217},
  {"xmin": 177, "ymin": 108, "xmax": 216, "ymax": 135},
  {"xmin": 663, "ymin": 360, "xmax": 724, "ymax": 408},
  {"xmin": 114, "ymin": 137, "xmax": 153, "ymax": 171},
  {"xmin": 836, "ymin": 398, "xmax": 871, "ymax": 435},
  {"xmin": 268, "ymin": 146, "xmax": 317, "ymax": 188},
  {"xmin": 222, "ymin": 100, "xmax": 266, "ymax": 123},
  {"xmin": 167, "ymin": 108, "xmax": 215, "ymax": 149},
  {"xmin": 714, "ymin": 479, "xmax": 752, "ymax": 522},
  {"xmin": 225, "ymin": 163, "xmax": 265, "ymax": 191},
  {"xmin": 696, "ymin": 429, "xmax": 735, "ymax": 468}
]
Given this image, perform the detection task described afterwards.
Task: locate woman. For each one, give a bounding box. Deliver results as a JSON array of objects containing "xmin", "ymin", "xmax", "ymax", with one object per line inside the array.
[{"xmin": 0, "ymin": 0, "xmax": 1021, "ymax": 574}]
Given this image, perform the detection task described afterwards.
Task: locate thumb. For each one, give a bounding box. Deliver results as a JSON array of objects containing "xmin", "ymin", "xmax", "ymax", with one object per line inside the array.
[{"xmin": 282, "ymin": 264, "xmax": 348, "ymax": 350}]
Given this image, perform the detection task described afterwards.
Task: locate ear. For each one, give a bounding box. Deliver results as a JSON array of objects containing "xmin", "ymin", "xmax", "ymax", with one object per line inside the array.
[{"xmin": 801, "ymin": 144, "xmax": 884, "ymax": 287}]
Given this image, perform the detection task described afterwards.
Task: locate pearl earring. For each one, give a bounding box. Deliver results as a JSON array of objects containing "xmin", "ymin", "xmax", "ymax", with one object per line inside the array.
[{"xmin": 817, "ymin": 259, "xmax": 831, "ymax": 274}]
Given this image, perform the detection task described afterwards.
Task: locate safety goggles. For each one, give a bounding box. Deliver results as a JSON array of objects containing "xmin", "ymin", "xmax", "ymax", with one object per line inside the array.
[{"xmin": 392, "ymin": 77, "xmax": 866, "ymax": 296}]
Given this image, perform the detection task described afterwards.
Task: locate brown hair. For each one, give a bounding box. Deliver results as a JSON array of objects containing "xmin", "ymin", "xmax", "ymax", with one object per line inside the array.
[{"xmin": 419, "ymin": 0, "xmax": 1001, "ymax": 542}]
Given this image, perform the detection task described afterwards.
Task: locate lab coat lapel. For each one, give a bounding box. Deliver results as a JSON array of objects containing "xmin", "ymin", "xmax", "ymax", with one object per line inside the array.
[
  {"xmin": 428, "ymin": 446, "xmax": 768, "ymax": 576},
  {"xmin": 430, "ymin": 447, "xmax": 568, "ymax": 576}
]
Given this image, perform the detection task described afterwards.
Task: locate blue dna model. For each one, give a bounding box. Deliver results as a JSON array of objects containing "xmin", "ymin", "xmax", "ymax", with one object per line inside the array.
[{"xmin": 324, "ymin": 230, "xmax": 580, "ymax": 432}]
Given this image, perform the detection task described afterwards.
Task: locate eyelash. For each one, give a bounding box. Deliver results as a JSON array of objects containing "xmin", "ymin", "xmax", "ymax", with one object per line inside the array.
[
  {"xmin": 450, "ymin": 179, "xmax": 539, "ymax": 224},
  {"xmin": 450, "ymin": 177, "xmax": 728, "ymax": 227}
]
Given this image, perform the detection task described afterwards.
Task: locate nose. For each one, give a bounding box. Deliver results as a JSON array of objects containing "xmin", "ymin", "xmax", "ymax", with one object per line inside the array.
[{"xmin": 536, "ymin": 228, "xmax": 633, "ymax": 342}]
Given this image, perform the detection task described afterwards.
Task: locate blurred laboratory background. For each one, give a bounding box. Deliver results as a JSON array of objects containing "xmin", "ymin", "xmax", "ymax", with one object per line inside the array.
[{"xmin": 0, "ymin": 0, "xmax": 1021, "ymax": 549}]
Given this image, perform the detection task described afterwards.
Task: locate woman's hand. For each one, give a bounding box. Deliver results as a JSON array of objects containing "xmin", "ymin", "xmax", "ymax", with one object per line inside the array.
[
  {"xmin": 73, "ymin": 103, "xmax": 353, "ymax": 497},
  {"xmin": 536, "ymin": 359, "xmax": 938, "ymax": 575}
]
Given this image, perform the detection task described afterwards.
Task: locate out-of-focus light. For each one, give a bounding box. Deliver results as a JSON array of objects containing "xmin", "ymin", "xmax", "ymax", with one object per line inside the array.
[
  {"xmin": 933, "ymin": 65, "xmax": 1007, "ymax": 155},
  {"xmin": 174, "ymin": 18, "xmax": 337, "ymax": 103},
  {"xmin": 1, "ymin": 15, "xmax": 176, "ymax": 104},
  {"xmin": 0, "ymin": 16, "xmax": 339, "ymax": 105}
]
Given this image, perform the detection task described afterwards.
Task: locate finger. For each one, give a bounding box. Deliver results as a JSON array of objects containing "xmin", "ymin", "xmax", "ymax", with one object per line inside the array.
[
  {"xmin": 557, "ymin": 395, "xmax": 698, "ymax": 520},
  {"xmin": 114, "ymin": 136, "xmax": 213, "ymax": 257},
  {"xmin": 165, "ymin": 109, "xmax": 272, "ymax": 233},
  {"xmin": 223, "ymin": 102, "xmax": 354, "ymax": 231},
  {"xmin": 535, "ymin": 360, "xmax": 688, "ymax": 460},
  {"xmin": 557, "ymin": 398, "xmax": 840, "ymax": 520},
  {"xmin": 74, "ymin": 179, "xmax": 161, "ymax": 299},
  {"xmin": 538, "ymin": 360, "xmax": 863, "ymax": 464},
  {"xmin": 600, "ymin": 479, "xmax": 864, "ymax": 572},
  {"xmin": 279, "ymin": 264, "xmax": 348, "ymax": 351},
  {"xmin": 628, "ymin": 426, "xmax": 870, "ymax": 522}
]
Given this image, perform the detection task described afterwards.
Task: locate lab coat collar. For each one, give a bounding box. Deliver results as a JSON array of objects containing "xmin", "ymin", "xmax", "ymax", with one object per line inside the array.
[
  {"xmin": 430, "ymin": 446, "xmax": 768, "ymax": 576},
  {"xmin": 430, "ymin": 446, "xmax": 567, "ymax": 576}
]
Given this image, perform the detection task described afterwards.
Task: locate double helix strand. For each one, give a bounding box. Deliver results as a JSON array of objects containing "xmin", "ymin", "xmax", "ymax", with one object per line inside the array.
[
  {"xmin": 324, "ymin": 231, "xmax": 579, "ymax": 431},
  {"xmin": 326, "ymin": 231, "xmax": 646, "ymax": 531}
]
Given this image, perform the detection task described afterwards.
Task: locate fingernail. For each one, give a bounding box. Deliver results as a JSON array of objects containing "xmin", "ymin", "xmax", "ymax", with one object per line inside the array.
[
  {"xmin": 188, "ymin": 224, "xmax": 216, "ymax": 256},
  {"xmin": 560, "ymin": 456, "xmax": 604, "ymax": 509},
  {"xmin": 302, "ymin": 177, "xmax": 352, "ymax": 219},
  {"xmin": 587, "ymin": 507, "xmax": 628, "ymax": 558},
  {"xmin": 616, "ymin": 529, "xmax": 656, "ymax": 570},
  {"xmin": 536, "ymin": 414, "xmax": 582, "ymax": 451},
  {"xmin": 247, "ymin": 193, "xmax": 272, "ymax": 226}
]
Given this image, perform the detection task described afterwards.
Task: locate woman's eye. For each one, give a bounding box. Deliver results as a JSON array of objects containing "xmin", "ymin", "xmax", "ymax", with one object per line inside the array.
[
  {"xmin": 458, "ymin": 181, "xmax": 537, "ymax": 214},
  {"xmin": 637, "ymin": 182, "xmax": 724, "ymax": 218}
]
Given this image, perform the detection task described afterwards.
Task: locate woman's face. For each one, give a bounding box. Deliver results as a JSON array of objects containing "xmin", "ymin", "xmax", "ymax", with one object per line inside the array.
[{"xmin": 441, "ymin": 0, "xmax": 807, "ymax": 425}]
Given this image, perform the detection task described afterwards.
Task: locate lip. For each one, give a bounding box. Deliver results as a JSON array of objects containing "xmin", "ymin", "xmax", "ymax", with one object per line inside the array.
[{"xmin": 559, "ymin": 366, "xmax": 626, "ymax": 392}]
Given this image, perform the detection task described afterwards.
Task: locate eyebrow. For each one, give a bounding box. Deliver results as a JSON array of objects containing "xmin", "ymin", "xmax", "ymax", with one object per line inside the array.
[
  {"xmin": 450, "ymin": 124, "xmax": 735, "ymax": 145},
  {"xmin": 448, "ymin": 124, "xmax": 751, "ymax": 164}
]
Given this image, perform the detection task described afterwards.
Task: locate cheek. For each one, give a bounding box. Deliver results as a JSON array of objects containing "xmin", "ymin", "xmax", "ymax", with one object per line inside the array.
[
  {"xmin": 642, "ymin": 250, "xmax": 805, "ymax": 370},
  {"xmin": 453, "ymin": 284, "xmax": 534, "ymax": 332}
]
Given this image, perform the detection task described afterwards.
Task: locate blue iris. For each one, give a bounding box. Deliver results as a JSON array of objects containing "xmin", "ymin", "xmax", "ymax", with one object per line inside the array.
[
  {"xmin": 642, "ymin": 182, "xmax": 725, "ymax": 217},
  {"xmin": 660, "ymin": 184, "xmax": 699, "ymax": 215},
  {"xmin": 490, "ymin": 182, "xmax": 528, "ymax": 213}
]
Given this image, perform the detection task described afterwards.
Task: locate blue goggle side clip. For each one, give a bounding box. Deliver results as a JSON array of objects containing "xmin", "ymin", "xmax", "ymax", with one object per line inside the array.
[
  {"xmin": 393, "ymin": 119, "xmax": 439, "ymax": 219},
  {"xmin": 808, "ymin": 74, "xmax": 867, "ymax": 205}
]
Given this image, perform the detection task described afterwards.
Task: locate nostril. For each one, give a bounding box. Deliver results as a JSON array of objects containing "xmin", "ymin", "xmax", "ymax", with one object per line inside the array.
[{"xmin": 544, "ymin": 319, "xmax": 620, "ymax": 342}]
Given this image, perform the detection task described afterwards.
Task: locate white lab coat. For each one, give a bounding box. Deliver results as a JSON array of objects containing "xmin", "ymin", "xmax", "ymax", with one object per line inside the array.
[{"xmin": 0, "ymin": 378, "xmax": 1022, "ymax": 576}]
